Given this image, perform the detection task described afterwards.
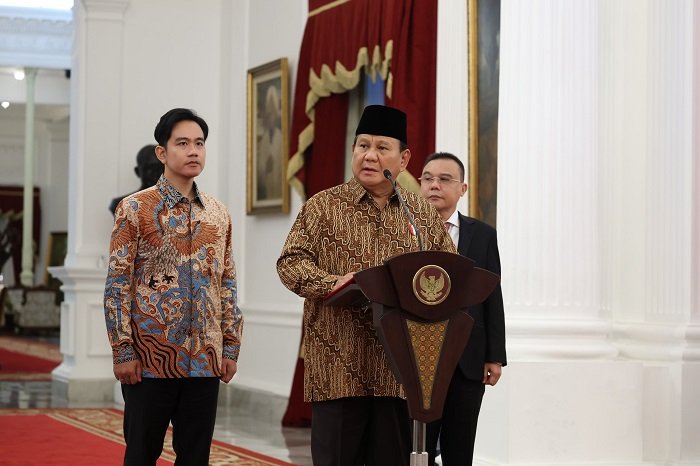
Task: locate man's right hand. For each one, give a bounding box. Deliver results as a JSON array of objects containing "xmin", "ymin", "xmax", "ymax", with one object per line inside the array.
[
  {"xmin": 331, "ymin": 273, "xmax": 355, "ymax": 292},
  {"xmin": 114, "ymin": 359, "xmax": 142, "ymax": 385}
]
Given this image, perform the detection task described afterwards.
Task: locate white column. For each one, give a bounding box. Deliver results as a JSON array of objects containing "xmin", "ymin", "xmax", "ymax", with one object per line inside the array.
[
  {"xmin": 20, "ymin": 67, "xmax": 37, "ymax": 286},
  {"xmin": 49, "ymin": 0, "xmax": 129, "ymax": 402},
  {"xmin": 599, "ymin": 0, "xmax": 700, "ymax": 464},
  {"xmin": 687, "ymin": 4, "xmax": 700, "ymax": 464},
  {"xmin": 603, "ymin": 0, "xmax": 693, "ymax": 342},
  {"xmin": 692, "ymin": 0, "xmax": 700, "ymax": 333},
  {"xmin": 435, "ymin": 0, "xmax": 469, "ymax": 215},
  {"xmin": 498, "ymin": 0, "xmax": 614, "ymax": 359},
  {"xmin": 482, "ymin": 1, "xmax": 641, "ymax": 465}
]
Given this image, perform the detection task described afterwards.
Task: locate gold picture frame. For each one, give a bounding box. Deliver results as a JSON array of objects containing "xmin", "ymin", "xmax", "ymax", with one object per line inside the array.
[
  {"xmin": 45, "ymin": 231, "xmax": 67, "ymax": 291},
  {"xmin": 247, "ymin": 58, "xmax": 290, "ymax": 214},
  {"xmin": 468, "ymin": 0, "xmax": 501, "ymax": 227}
]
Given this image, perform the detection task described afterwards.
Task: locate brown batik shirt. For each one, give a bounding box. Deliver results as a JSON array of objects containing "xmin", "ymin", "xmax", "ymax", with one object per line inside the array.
[
  {"xmin": 104, "ymin": 175, "xmax": 243, "ymax": 378},
  {"xmin": 277, "ymin": 177, "xmax": 455, "ymax": 401}
]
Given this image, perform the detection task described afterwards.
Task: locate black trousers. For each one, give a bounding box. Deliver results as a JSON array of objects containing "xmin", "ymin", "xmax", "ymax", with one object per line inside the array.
[
  {"xmin": 311, "ymin": 396, "xmax": 411, "ymax": 466},
  {"xmin": 426, "ymin": 369, "xmax": 485, "ymax": 466},
  {"xmin": 121, "ymin": 377, "xmax": 220, "ymax": 466}
]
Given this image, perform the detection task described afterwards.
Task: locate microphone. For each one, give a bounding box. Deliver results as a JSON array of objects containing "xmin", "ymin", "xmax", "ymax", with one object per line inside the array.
[{"xmin": 383, "ymin": 169, "xmax": 423, "ymax": 251}]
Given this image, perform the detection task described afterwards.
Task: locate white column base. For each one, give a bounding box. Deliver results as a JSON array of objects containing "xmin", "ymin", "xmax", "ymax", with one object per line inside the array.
[
  {"xmin": 507, "ymin": 317, "xmax": 619, "ymax": 360},
  {"xmin": 51, "ymin": 374, "xmax": 115, "ymax": 404},
  {"xmin": 49, "ymin": 265, "xmax": 114, "ymax": 402},
  {"xmin": 475, "ymin": 360, "xmax": 644, "ymax": 465}
]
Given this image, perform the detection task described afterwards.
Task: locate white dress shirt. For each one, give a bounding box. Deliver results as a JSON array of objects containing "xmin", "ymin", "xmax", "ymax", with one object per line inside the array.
[{"xmin": 444, "ymin": 210, "xmax": 460, "ymax": 247}]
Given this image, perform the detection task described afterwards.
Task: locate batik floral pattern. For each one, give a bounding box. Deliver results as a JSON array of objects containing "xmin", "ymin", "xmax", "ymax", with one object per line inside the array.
[{"xmin": 104, "ymin": 176, "xmax": 242, "ymax": 378}]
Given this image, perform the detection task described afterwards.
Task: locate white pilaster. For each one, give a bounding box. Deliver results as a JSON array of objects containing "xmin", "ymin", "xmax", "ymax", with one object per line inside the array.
[
  {"xmin": 599, "ymin": 0, "xmax": 699, "ymax": 464},
  {"xmin": 51, "ymin": 0, "xmax": 130, "ymax": 402},
  {"xmin": 66, "ymin": 0, "xmax": 128, "ymax": 268},
  {"xmin": 676, "ymin": 0, "xmax": 700, "ymax": 463},
  {"xmin": 486, "ymin": 1, "xmax": 639, "ymax": 465},
  {"xmin": 436, "ymin": 0, "xmax": 469, "ymax": 215},
  {"xmin": 692, "ymin": 0, "xmax": 700, "ymax": 333},
  {"xmin": 498, "ymin": 0, "xmax": 614, "ymax": 358}
]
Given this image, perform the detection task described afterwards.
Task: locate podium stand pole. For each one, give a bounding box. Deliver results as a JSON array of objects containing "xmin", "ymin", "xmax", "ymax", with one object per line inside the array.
[{"xmin": 410, "ymin": 419, "xmax": 428, "ymax": 466}]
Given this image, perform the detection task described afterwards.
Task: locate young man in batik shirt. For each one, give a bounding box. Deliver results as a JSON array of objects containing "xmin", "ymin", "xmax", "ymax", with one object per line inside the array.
[{"xmin": 104, "ymin": 108, "xmax": 243, "ymax": 465}]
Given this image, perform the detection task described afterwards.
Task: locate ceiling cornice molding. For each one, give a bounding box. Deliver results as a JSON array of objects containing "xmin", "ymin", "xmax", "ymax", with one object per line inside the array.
[
  {"xmin": 0, "ymin": 6, "xmax": 71, "ymax": 22},
  {"xmin": 0, "ymin": 7, "xmax": 72, "ymax": 70}
]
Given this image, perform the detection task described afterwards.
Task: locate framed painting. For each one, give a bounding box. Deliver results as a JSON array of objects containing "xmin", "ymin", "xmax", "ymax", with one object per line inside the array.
[
  {"xmin": 468, "ymin": 0, "xmax": 501, "ymax": 228},
  {"xmin": 45, "ymin": 231, "xmax": 67, "ymax": 290},
  {"xmin": 247, "ymin": 58, "xmax": 290, "ymax": 214}
]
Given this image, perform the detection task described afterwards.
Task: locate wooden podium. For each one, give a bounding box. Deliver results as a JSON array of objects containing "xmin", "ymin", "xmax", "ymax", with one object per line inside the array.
[{"xmin": 325, "ymin": 250, "xmax": 499, "ymax": 465}]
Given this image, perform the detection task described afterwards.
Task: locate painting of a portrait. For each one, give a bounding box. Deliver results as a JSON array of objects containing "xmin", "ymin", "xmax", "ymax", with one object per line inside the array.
[{"xmin": 247, "ymin": 58, "xmax": 290, "ymax": 214}]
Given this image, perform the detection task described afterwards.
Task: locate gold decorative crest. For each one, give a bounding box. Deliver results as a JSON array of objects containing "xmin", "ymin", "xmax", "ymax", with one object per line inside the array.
[{"xmin": 412, "ymin": 265, "xmax": 451, "ymax": 305}]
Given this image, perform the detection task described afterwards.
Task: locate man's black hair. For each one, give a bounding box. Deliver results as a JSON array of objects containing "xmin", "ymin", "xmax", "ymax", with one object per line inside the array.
[{"xmin": 154, "ymin": 108, "xmax": 209, "ymax": 146}]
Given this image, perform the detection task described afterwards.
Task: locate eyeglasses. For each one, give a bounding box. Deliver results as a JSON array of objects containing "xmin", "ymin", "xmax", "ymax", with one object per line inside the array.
[{"xmin": 418, "ymin": 175, "xmax": 461, "ymax": 186}]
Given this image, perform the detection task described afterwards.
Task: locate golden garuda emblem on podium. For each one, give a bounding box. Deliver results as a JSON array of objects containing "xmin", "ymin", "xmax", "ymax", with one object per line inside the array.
[{"xmin": 412, "ymin": 265, "xmax": 451, "ymax": 305}]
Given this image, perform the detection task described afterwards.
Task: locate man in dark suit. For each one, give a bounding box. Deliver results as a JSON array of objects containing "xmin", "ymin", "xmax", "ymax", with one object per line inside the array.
[{"xmin": 419, "ymin": 152, "xmax": 507, "ymax": 466}]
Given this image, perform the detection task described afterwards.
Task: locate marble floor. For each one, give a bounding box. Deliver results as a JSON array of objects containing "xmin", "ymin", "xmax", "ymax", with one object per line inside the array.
[{"xmin": 0, "ymin": 379, "xmax": 313, "ymax": 466}]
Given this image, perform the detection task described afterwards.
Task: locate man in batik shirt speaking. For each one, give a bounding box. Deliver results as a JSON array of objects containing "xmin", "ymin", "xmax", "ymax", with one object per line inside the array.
[
  {"xmin": 104, "ymin": 108, "xmax": 243, "ymax": 466},
  {"xmin": 277, "ymin": 105, "xmax": 455, "ymax": 465}
]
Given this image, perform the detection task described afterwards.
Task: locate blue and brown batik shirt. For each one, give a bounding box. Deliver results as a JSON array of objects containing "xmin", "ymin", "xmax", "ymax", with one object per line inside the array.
[{"xmin": 104, "ymin": 175, "xmax": 243, "ymax": 378}]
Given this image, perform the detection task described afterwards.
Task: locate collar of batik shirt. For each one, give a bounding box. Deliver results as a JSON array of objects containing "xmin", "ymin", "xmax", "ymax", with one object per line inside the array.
[{"xmin": 156, "ymin": 174, "xmax": 205, "ymax": 209}]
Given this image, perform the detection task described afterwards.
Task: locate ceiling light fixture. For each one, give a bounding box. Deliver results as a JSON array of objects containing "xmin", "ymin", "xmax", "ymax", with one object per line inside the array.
[
  {"xmin": 1, "ymin": 102, "xmax": 10, "ymax": 109},
  {"xmin": 13, "ymin": 70, "xmax": 25, "ymax": 80}
]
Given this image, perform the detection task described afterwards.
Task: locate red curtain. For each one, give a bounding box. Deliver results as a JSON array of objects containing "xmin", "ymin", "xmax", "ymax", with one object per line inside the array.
[
  {"xmin": 303, "ymin": 92, "xmax": 349, "ymax": 198},
  {"xmin": 288, "ymin": 0, "xmax": 437, "ymax": 199},
  {"xmin": 282, "ymin": 0, "xmax": 438, "ymax": 427},
  {"xmin": 386, "ymin": 0, "xmax": 437, "ymax": 177}
]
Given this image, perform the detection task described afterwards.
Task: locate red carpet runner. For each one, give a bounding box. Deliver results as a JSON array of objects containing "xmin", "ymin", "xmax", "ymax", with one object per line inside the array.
[
  {"xmin": 0, "ymin": 408, "xmax": 295, "ymax": 466},
  {"xmin": 0, "ymin": 336, "xmax": 61, "ymax": 380}
]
